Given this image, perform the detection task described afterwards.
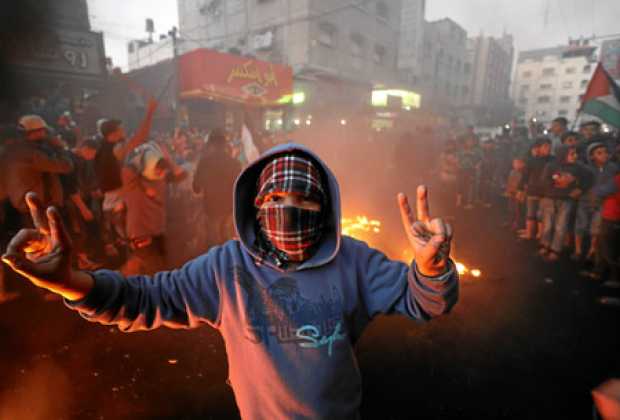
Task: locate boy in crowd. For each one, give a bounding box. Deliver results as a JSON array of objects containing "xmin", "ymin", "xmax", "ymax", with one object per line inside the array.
[
  {"xmin": 539, "ymin": 145, "xmax": 593, "ymax": 262},
  {"xmin": 505, "ymin": 157, "xmax": 526, "ymax": 231},
  {"xmin": 549, "ymin": 117, "xmax": 569, "ymax": 154},
  {"xmin": 457, "ymin": 134, "xmax": 482, "ymax": 209},
  {"xmin": 584, "ymin": 169, "xmax": 620, "ymax": 286},
  {"xmin": 575, "ymin": 143, "xmax": 618, "ymax": 262},
  {"xmin": 2, "ymin": 143, "xmax": 458, "ymax": 419},
  {"xmin": 517, "ymin": 138, "xmax": 553, "ymax": 240}
]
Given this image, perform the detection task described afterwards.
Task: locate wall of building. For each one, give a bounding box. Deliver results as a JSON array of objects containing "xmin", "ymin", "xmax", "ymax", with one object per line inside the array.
[
  {"xmin": 513, "ymin": 45, "xmax": 596, "ymax": 124},
  {"xmin": 420, "ymin": 18, "xmax": 468, "ymax": 111},
  {"xmin": 177, "ymin": 0, "xmax": 401, "ymax": 86},
  {"xmin": 397, "ymin": 0, "xmax": 425, "ymax": 86}
]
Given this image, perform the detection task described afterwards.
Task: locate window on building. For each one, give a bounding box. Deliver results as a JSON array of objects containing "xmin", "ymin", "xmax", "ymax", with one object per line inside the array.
[
  {"xmin": 565, "ymin": 67, "xmax": 576, "ymax": 74},
  {"xmin": 519, "ymin": 97, "xmax": 528, "ymax": 105},
  {"xmin": 376, "ymin": 2, "xmax": 389, "ymax": 20},
  {"xmin": 542, "ymin": 68, "xmax": 555, "ymax": 77},
  {"xmin": 560, "ymin": 96, "xmax": 571, "ymax": 103},
  {"xmin": 583, "ymin": 64, "xmax": 592, "ymax": 73},
  {"xmin": 128, "ymin": 43, "xmax": 135, "ymax": 54},
  {"xmin": 520, "ymin": 84, "xmax": 530, "ymax": 92},
  {"xmin": 562, "ymin": 81, "xmax": 573, "ymax": 89},
  {"xmin": 373, "ymin": 44, "xmax": 386, "ymax": 63},
  {"xmin": 580, "ymin": 79, "xmax": 590, "ymax": 88},
  {"xmin": 558, "ymin": 109, "xmax": 568, "ymax": 116},
  {"xmin": 522, "ymin": 70, "xmax": 532, "ymax": 79},
  {"xmin": 537, "ymin": 96, "xmax": 551, "ymax": 103},
  {"xmin": 540, "ymin": 83, "xmax": 553, "ymax": 90},
  {"xmin": 318, "ymin": 22, "xmax": 336, "ymax": 47}
]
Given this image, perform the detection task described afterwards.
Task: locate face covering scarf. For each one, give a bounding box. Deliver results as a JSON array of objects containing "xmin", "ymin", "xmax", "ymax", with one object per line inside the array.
[
  {"xmin": 257, "ymin": 205, "xmax": 323, "ymax": 264},
  {"xmin": 254, "ymin": 154, "xmax": 326, "ymax": 266}
]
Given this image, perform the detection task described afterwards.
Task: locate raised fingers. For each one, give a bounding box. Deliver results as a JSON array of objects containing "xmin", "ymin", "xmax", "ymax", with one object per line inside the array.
[
  {"xmin": 26, "ymin": 192, "xmax": 49, "ymax": 235},
  {"xmin": 416, "ymin": 185, "xmax": 431, "ymax": 223},
  {"xmin": 398, "ymin": 193, "xmax": 415, "ymax": 240},
  {"xmin": 47, "ymin": 206, "xmax": 71, "ymax": 250}
]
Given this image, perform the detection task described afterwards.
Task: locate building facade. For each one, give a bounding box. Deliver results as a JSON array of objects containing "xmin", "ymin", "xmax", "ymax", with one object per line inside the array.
[
  {"xmin": 600, "ymin": 37, "xmax": 620, "ymax": 82},
  {"xmin": 397, "ymin": 0, "xmax": 426, "ymax": 88},
  {"xmin": 419, "ymin": 18, "xmax": 468, "ymax": 113},
  {"xmin": 0, "ymin": 0, "xmax": 107, "ymax": 130},
  {"xmin": 512, "ymin": 41, "xmax": 597, "ymax": 124},
  {"xmin": 463, "ymin": 33, "xmax": 514, "ymax": 125},
  {"xmin": 176, "ymin": 0, "xmax": 414, "ymax": 132}
]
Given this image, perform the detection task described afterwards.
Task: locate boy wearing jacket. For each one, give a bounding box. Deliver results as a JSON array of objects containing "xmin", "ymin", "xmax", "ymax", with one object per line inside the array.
[
  {"xmin": 2, "ymin": 143, "xmax": 459, "ymax": 420},
  {"xmin": 517, "ymin": 138, "xmax": 553, "ymax": 240},
  {"xmin": 539, "ymin": 145, "xmax": 594, "ymax": 262},
  {"xmin": 574, "ymin": 143, "xmax": 618, "ymax": 261}
]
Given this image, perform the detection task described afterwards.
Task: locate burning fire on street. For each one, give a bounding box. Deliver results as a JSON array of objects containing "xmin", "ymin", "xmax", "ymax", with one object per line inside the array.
[{"xmin": 341, "ymin": 214, "xmax": 482, "ymax": 279}]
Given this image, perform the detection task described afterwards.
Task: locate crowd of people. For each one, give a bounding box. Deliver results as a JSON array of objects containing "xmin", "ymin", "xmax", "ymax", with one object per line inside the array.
[
  {"xmin": 1, "ymin": 99, "xmax": 619, "ymax": 303},
  {"xmin": 436, "ymin": 116, "xmax": 620, "ymax": 292},
  {"xmin": 0, "ymin": 98, "xmax": 282, "ymax": 303}
]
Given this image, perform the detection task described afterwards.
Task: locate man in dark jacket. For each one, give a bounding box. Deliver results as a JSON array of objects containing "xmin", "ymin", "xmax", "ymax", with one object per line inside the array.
[{"xmin": 3, "ymin": 143, "xmax": 458, "ymax": 419}]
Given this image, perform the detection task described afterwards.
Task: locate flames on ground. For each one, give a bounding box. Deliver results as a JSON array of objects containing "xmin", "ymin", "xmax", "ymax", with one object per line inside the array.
[{"xmin": 341, "ymin": 214, "xmax": 482, "ymax": 278}]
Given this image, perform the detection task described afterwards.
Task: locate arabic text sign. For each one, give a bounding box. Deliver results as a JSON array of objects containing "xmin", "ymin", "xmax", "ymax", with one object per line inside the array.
[{"xmin": 179, "ymin": 48, "xmax": 293, "ymax": 105}]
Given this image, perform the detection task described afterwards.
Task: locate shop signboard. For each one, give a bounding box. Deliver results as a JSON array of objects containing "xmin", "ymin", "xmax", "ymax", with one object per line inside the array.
[
  {"xmin": 179, "ymin": 48, "xmax": 293, "ymax": 106},
  {"xmin": 0, "ymin": 28, "xmax": 106, "ymax": 78}
]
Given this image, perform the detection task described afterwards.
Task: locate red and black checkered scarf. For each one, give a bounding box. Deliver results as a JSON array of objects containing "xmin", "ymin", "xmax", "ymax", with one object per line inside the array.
[{"xmin": 254, "ymin": 155, "xmax": 326, "ymax": 265}]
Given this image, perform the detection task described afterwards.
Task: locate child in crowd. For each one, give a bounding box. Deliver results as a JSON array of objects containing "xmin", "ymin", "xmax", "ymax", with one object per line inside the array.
[
  {"xmin": 517, "ymin": 138, "xmax": 553, "ymax": 240},
  {"xmin": 505, "ymin": 157, "xmax": 526, "ymax": 230},
  {"xmin": 457, "ymin": 134, "xmax": 482, "ymax": 210},
  {"xmin": 479, "ymin": 139, "xmax": 497, "ymax": 208},
  {"xmin": 574, "ymin": 143, "xmax": 618, "ymax": 261},
  {"xmin": 539, "ymin": 145, "xmax": 593, "ymax": 262}
]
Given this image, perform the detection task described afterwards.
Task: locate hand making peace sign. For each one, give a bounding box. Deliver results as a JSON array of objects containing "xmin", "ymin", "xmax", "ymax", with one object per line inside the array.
[{"xmin": 398, "ymin": 185, "xmax": 453, "ymax": 277}]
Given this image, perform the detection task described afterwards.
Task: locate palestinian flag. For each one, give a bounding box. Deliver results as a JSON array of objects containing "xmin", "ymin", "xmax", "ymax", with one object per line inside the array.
[{"xmin": 580, "ymin": 62, "xmax": 620, "ymax": 127}]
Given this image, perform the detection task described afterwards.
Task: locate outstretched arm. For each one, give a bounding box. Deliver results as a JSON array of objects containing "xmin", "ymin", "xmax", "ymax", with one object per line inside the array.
[
  {"xmin": 113, "ymin": 98, "xmax": 158, "ymax": 161},
  {"xmin": 2, "ymin": 192, "xmax": 222, "ymax": 331},
  {"xmin": 355, "ymin": 186, "xmax": 458, "ymax": 323}
]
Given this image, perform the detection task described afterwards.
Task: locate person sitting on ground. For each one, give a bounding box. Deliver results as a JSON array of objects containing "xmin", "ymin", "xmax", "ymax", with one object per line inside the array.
[{"xmin": 2, "ymin": 143, "xmax": 458, "ymax": 420}]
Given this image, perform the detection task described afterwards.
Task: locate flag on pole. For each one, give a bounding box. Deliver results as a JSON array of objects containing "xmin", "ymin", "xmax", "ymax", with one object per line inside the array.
[
  {"xmin": 240, "ymin": 123, "xmax": 260, "ymax": 163},
  {"xmin": 580, "ymin": 62, "xmax": 620, "ymax": 128}
]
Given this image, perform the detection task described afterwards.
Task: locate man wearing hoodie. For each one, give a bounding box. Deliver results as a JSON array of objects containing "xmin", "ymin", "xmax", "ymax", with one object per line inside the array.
[
  {"xmin": 539, "ymin": 145, "xmax": 594, "ymax": 262},
  {"xmin": 2, "ymin": 144, "xmax": 458, "ymax": 419},
  {"xmin": 574, "ymin": 143, "xmax": 618, "ymax": 261}
]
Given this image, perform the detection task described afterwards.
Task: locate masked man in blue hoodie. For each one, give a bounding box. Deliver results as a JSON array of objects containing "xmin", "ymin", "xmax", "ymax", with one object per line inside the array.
[{"xmin": 2, "ymin": 143, "xmax": 459, "ymax": 419}]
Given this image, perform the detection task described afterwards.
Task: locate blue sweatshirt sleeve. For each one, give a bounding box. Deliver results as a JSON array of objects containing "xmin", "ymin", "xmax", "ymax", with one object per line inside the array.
[
  {"xmin": 64, "ymin": 249, "xmax": 222, "ymax": 332},
  {"xmin": 358, "ymin": 242, "xmax": 459, "ymax": 322}
]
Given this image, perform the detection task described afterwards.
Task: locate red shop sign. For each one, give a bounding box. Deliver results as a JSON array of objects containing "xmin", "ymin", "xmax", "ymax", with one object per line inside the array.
[{"xmin": 179, "ymin": 48, "xmax": 293, "ymax": 106}]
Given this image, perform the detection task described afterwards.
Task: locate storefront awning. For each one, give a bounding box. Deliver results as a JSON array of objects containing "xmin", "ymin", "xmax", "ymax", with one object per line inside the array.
[{"xmin": 179, "ymin": 48, "xmax": 293, "ymax": 106}]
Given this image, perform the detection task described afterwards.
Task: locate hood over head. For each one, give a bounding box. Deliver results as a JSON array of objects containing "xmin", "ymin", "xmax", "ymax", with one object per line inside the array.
[{"xmin": 233, "ymin": 143, "xmax": 341, "ymax": 271}]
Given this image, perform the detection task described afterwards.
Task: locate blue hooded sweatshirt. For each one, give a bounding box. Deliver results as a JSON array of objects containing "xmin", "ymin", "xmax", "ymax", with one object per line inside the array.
[{"xmin": 66, "ymin": 143, "xmax": 459, "ymax": 419}]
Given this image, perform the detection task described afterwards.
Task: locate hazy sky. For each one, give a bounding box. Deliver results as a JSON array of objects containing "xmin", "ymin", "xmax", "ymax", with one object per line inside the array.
[{"xmin": 88, "ymin": 0, "xmax": 620, "ymax": 70}]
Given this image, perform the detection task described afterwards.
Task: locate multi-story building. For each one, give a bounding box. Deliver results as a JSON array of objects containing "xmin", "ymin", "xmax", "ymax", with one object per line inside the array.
[
  {"xmin": 512, "ymin": 41, "xmax": 597, "ymax": 124},
  {"xmin": 397, "ymin": 0, "xmax": 426, "ymax": 88},
  {"xmin": 419, "ymin": 18, "xmax": 468, "ymax": 113},
  {"xmin": 600, "ymin": 37, "xmax": 620, "ymax": 82},
  {"xmin": 0, "ymin": 0, "xmax": 107, "ymax": 129},
  {"xmin": 463, "ymin": 33, "xmax": 514, "ymax": 125},
  {"xmin": 177, "ymin": 0, "xmax": 414, "ymax": 127}
]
